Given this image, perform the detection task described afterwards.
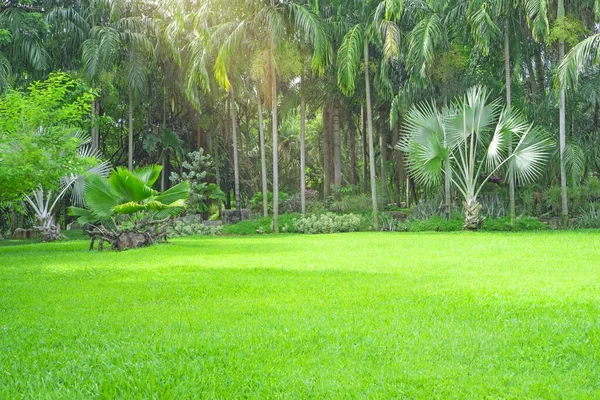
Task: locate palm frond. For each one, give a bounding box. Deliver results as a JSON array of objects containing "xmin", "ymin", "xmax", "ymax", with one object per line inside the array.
[{"xmin": 337, "ymin": 23, "xmax": 364, "ymax": 96}]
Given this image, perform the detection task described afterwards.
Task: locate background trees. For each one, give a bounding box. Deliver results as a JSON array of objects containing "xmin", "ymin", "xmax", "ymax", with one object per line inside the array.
[{"xmin": 2, "ymin": 0, "xmax": 600, "ymax": 233}]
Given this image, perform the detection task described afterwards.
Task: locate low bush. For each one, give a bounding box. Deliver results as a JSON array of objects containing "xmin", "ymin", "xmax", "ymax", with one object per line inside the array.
[
  {"xmin": 482, "ymin": 217, "xmax": 546, "ymax": 231},
  {"xmin": 223, "ymin": 213, "xmax": 300, "ymax": 235},
  {"xmin": 249, "ymin": 191, "xmax": 290, "ymax": 213},
  {"xmin": 294, "ymin": 213, "xmax": 362, "ymax": 234},
  {"xmin": 168, "ymin": 221, "xmax": 223, "ymax": 237},
  {"xmin": 328, "ymin": 194, "xmax": 373, "ymax": 214},
  {"xmin": 574, "ymin": 205, "xmax": 600, "ymax": 229},
  {"xmin": 409, "ymin": 216, "xmax": 464, "ymax": 232}
]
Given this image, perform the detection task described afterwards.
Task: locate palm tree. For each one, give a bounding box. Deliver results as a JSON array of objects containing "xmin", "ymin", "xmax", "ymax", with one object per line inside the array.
[
  {"xmin": 337, "ymin": 0, "xmax": 402, "ymax": 230},
  {"xmin": 400, "ymin": 86, "xmax": 549, "ymax": 229},
  {"xmin": 466, "ymin": 0, "xmax": 550, "ymax": 225},
  {"xmin": 82, "ymin": 0, "xmax": 153, "ymax": 168},
  {"xmin": 70, "ymin": 165, "xmax": 189, "ymax": 250}
]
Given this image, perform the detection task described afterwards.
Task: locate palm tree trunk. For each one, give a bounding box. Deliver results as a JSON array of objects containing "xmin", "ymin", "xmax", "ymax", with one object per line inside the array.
[
  {"xmin": 323, "ymin": 103, "xmax": 331, "ymax": 199},
  {"xmin": 361, "ymin": 103, "xmax": 368, "ymax": 193},
  {"xmin": 444, "ymin": 161, "xmax": 452, "ymax": 219},
  {"xmin": 379, "ymin": 108, "xmax": 389, "ymax": 205},
  {"xmin": 300, "ymin": 86, "xmax": 306, "ymax": 216},
  {"xmin": 229, "ymin": 86, "xmax": 241, "ymax": 212},
  {"xmin": 558, "ymin": 0, "xmax": 568, "ymax": 226},
  {"xmin": 333, "ymin": 99, "xmax": 342, "ymax": 189},
  {"xmin": 505, "ymin": 26, "xmax": 516, "ymax": 226},
  {"xmin": 128, "ymin": 88, "xmax": 133, "ymax": 171},
  {"xmin": 364, "ymin": 39, "xmax": 379, "ymax": 230},
  {"xmin": 270, "ymin": 55, "xmax": 279, "ymax": 233},
  {"xmin": 257, "ymin": 89, "xmax": 268, "ymax": 217},
  {"xmin": 349, "ymin": 110, "xmax": 357, "ymax": 186}
]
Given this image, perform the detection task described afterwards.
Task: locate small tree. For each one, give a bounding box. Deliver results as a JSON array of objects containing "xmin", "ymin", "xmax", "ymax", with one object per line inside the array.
[
  {"xmin": 169, "ymin": 150, "xmax": 225, "ymax": 216},
  {"xmin": 400, "ymin": 86, "xmax": 549, "ymax": 229}
]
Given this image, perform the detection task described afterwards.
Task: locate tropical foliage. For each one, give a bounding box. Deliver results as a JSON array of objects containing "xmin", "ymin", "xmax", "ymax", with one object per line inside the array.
[
  {"xmin": 3, "ymin": 0, "xmax": 600, "ymax": 233},
  {"xmin": 70, "ymin": 165, "xmax": 189, "ymax": 250}
]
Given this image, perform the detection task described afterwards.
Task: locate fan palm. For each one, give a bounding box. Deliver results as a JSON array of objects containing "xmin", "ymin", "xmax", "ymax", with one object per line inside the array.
[
  {"xmin": 400, "ymin": 86, "xmax": 549, "ymax": 229},
  {"xmin": 70, "ymin": 165, "xmax": 189, "ymax": 250}
]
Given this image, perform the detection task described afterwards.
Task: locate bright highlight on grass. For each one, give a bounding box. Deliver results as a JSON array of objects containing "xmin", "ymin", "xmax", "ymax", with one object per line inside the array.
[{"xmin": 1, "ymin": 231, "xmax": 599, "ymax": 398}]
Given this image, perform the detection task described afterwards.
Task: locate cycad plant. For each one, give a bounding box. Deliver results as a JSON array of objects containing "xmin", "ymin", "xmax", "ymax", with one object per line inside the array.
[
  {"xmin": 399, "ymin": 86, "xmax": 549, "ymax": 229},
  {"xmin": 69, "ymin": 165, "xmax": 189, "ymax": 250}
]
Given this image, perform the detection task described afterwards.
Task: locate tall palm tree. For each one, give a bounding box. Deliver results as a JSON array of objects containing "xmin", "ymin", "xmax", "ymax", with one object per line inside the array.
[
  {"xmin": 82, "ymin": 0, "xmax": 153, "ymax": 169},
  {"xmin": 337, "ymin": 0, "xmax": 403, "ymax": 230}
]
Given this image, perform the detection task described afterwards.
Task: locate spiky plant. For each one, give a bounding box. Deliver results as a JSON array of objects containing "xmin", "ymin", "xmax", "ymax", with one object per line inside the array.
[{"xmin": 399, "ymin": 86, "xmax": 549, "ymax": 230}]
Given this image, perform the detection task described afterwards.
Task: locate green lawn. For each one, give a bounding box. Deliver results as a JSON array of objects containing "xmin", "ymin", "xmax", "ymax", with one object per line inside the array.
[{"xmin": 1, "ymin": 232, "xmax": 599, "ymax": 398}]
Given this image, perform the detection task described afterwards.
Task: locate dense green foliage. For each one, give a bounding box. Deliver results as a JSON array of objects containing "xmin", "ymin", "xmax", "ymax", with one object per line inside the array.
[
  {"xmin": 3, "ymin": 0, "xmax": 600, "ymax": 232},
  {"xmin": 0, "ymin": 73, "xmax": 95, "ymax": 203},
  {"xmin": 1, "ymin": 232, "xmax": 599, "ymax": 397}
]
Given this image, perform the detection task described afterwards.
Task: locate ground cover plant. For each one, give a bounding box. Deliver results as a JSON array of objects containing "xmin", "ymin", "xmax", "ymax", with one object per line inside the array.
[{"xmin": 1, "ymin": 231, "xmax": 599, "ymax": 398}]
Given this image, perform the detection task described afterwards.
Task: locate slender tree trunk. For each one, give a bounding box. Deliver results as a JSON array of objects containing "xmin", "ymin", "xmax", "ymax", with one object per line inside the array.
[
  {"xmin": 379, "ymin": 108, "xmax": 389, "ymax": 205},
  {"xmin": 91, "ymin": 92, "xmax": 98, "ymax": 150},
  {"xmin": 300, "ymin": 85, "xmax": 306, "ymax": 216},
  {"xmin": 349, "ymin": 110, "xmax": 357, "ymax": 186},
  {"xmin": 333, "ymin": 99, "xmax": 342, "ymax": 190},
  {"xmin": 364, "ymin": 39, "xmax": 379, "ymax": 230},
  {"xmin": 215, "ymin": 128, "xmax": 222, "ymax": 218},
  {"xmin": 558, "ymin": 0, "xmax": 568, "ymax": 226},
  {"xmin": 161, "ymin": 86, "xmax": 167, "ymax": 192},
  {"xmin": 323, "ymin": 103, "xmax": 331, "ymax": 199},
  {"xmin": 229, "ymin": 86, "xmax": 241, "ymax": 212},
  {"xmin": 534, "ymin": 49, "xmax": 545, "ymax": 97},
  {"xmin": 270, "ymin": 53, "xmax": 279, "ymax": 233},
  {"xmin": 505, "ymin": 27, "xmax": 516, "ymax": 226},
  {"xmin": 361, "ymin": 103, "xmax": 368, "ymax": 193},
  {"xmin": 257, "ymin": 90, "xmax": 268, "ymax": 217},
  {"xmin": 128, "ymin": 88, "xmax": 133, "ymax": 171}
]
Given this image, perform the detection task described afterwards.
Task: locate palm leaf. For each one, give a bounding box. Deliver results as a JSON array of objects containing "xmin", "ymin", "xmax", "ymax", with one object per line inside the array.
[
  {"xmin": 154, "ymin": 181, "xmax": 190, "ymax": 205},
  {"xmin": 108, "ymin": 167, "xmax": 157, "ymax": 203},
  {"xmin": 337, "ymin": 23, "xmax": 364, "ymax": 96}
]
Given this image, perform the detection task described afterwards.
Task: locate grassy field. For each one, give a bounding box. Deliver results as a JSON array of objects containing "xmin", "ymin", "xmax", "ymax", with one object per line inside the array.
[{"xmin": 1, "ymin": 231, "xmax": 599, "ymax": 398}]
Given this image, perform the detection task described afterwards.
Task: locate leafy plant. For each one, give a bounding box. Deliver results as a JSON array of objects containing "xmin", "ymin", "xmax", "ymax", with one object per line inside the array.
[
  {"xmin": 69, "ymin": 165, "xmax": 189, "ymax": 250},
  {"xmin": 168, "ymin": 220, "xmax": 223, "ymax": 237},
  {"xmin": 294, "ymin": 213, "xmax": 362, "ymax": 234}
]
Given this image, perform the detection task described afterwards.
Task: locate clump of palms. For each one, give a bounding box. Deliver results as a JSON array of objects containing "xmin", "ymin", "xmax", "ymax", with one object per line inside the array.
[
  {"xmin": 399, "ymin": 86, "xmax": 549, "ymax": 230},
  {"xmin": 69, "ymin": 165, "xmax": 189, "ymax": 250},
  {"xmin": 24, "ymin": 133, "xmax": 111, "ymax": 242}
]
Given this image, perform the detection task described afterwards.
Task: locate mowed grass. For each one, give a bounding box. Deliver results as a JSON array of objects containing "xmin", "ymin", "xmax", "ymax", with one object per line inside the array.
[{"xmin": 1, "ymin": 232, "xmax": 600, "ymax": 398}]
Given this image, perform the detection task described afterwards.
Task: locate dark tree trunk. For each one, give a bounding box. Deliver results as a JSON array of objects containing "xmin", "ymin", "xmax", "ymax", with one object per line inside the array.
[
  {"xmin": 361, "ymin": 103, "xmax": 368, "ymax": 194},
  {"xmin": 379, "ymin": 108, "xmax": 389, "ymax": 205},
  {"xmin": 323, "ymin": 103, "xmax": 331, "ymax": 199},
  {"xmin": 349, "ymin": 109, "xmax": 357, "ymax": 186}
]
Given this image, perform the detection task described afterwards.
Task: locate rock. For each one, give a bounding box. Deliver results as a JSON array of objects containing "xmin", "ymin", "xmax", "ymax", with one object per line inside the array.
[
  {"xmin": 12, "ymin": 228, "xmax": 38, "ymax": 240},
  {"xmin": 222, "ymin": 209, "xmax": 250, "ymax": 225}
]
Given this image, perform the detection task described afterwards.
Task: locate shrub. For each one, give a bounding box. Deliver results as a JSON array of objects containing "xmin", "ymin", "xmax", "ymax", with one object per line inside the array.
[
  {"xmin": 168, "ymin": 221, "xmax": 223, "ymax": 237},
  {"xmin": 378, "ymin": 213, "xmax": 410, "ymax": 232},
  {"xmin": 328, "ymin": 194, "xmax": 373, "ymax": 214},
  {"xmin": 294, "ymin": 213, "xmax": 362, "ymax": 234},
  {"xmin": 223, "ymin": 213, "xmax": 299, "ymax": 235},
  {"xmin": 409, "ymin": 216, "xmax": 463, "ymax": 232},
  {"xmin": 281, "ymin": 190, "xmax": 319, "ymax": 213},
  {"xmin": 574, "ymin": 204, "xmax": 600, "ymax": 228},
  {"xmin": 249, "ymin": 191, "xmax": 290, "ymax": 213},
  {"xmin": 482, "ymin": 217, "xmax": 546, "ymax": 231}
]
